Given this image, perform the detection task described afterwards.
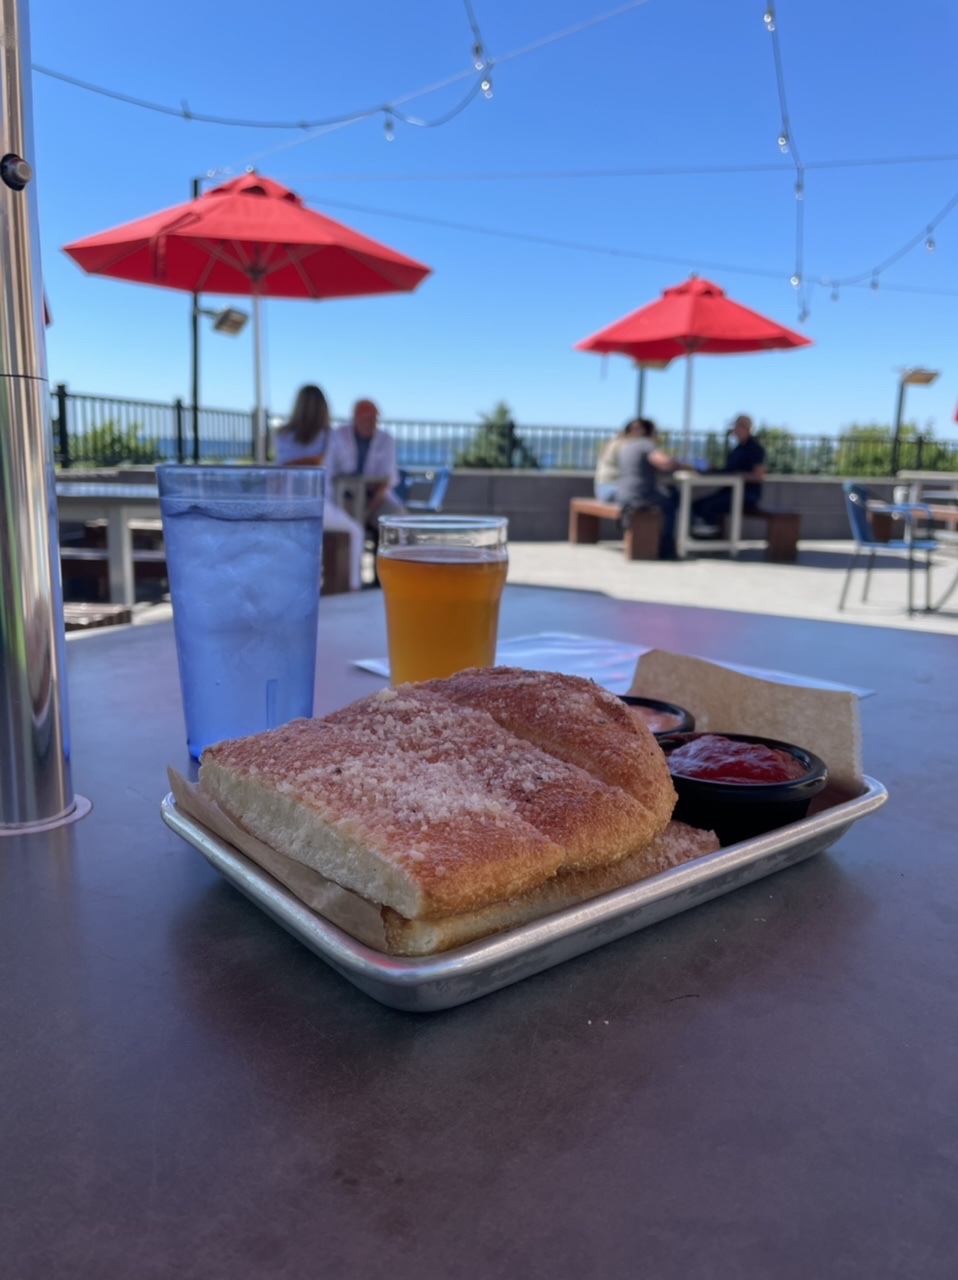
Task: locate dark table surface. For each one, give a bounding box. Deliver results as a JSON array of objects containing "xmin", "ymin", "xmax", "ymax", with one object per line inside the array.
[{"xmin": 3, "ymin": 586, "xmax": 956, "ymax": 1280}]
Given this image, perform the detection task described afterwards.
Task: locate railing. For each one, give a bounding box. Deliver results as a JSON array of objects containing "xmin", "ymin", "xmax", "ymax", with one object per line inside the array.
[
  {"xmin": 51, "ymin": 385, "xmax": 255, "ymax": 468},
  {"xmin": 50, "ymin": 386, "xmax": 958, "ymax": 476}
]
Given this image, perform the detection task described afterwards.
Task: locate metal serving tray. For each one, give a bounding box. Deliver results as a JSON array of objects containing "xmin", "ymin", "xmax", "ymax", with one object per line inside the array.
[{"xmin": 161, "ymin": 779, "xmax": 887, "ymax": 1012}]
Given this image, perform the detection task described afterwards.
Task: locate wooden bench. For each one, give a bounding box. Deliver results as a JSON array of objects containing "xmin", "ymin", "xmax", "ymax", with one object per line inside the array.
[
  {"xmin": 719, "ymin": 508, "xmax": 801, "ymax": 562},
  {"xmin": 569, "ymin": 498, "xmax": 661, "ymax": 560},
  {"xmin": 63, "ymin": 603, "xmax": 134, "ymax": 631}
]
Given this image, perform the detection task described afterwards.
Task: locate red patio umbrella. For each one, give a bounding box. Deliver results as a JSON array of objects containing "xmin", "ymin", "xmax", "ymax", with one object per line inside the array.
[
  {"xmin": 575, "ymin": 276, "xmax": 811, "ymax": 449},
  {"xmin": 63, "ymin": 174, "xmax": 431, "ymax": 460}
]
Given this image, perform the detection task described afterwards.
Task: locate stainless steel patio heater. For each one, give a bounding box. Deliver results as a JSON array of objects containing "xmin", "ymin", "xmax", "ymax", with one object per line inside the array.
[{"xmin": 1, "ymin": 0, "xmax": 87, "ymax": 830}]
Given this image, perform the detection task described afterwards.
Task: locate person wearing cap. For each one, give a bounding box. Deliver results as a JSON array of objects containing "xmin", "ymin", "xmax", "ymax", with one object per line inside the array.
[{"xmin": 691, "ymin": 414, "xmax": 766, "ymax": 534}]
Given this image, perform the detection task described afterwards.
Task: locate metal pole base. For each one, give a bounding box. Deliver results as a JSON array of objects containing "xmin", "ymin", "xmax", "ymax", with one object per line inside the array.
[{"xmin": 0, "ymin": 794, "xmax": 92, "ymax": 837}]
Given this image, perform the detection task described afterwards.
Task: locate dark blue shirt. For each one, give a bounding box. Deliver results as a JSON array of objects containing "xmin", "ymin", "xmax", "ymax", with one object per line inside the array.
[
  {"xmin": 355, "ymin": 432, "xmax": 373, "ymax": 475},
  {"xmin": 725, "ymin": 436, "xmax": 765, "ymax": 508}
]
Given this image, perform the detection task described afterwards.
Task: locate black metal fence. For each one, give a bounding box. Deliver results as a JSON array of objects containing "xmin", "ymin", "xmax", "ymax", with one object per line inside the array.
[
  {"xmin": 51, "ymin": 385, "xmax": 255, "ymax": 467},
  {"xmin": 50, "ymin": 385, "xmax": 958, "ymax": 476}
]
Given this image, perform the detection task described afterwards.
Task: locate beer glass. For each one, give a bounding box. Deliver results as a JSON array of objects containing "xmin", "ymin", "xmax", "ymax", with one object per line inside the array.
[{"xmin": 377, "ymin": 515, "xmax": 508, "ymax": 684}]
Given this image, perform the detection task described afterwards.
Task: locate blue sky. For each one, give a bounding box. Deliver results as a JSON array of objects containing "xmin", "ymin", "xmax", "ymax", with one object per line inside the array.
[{"xmin": 32, "ymin": 0, "xmax": 958, "ymax": 438}]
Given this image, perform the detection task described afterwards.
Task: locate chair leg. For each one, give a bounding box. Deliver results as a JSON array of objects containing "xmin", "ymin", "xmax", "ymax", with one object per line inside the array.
[
  {"xmin": 838, "ymin": 551, "xmax": 859, "ymax": 610},
  {"xmin": 925, "ymin": 549, "xmax": 932, "ymax": 613},
  {"xmin": 862, "ymin": 550, "xmax": 876, "ymax": 602}
]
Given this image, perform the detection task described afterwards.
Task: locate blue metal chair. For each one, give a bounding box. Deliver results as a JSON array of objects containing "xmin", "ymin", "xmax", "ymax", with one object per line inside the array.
[
  {"xmin": 396, "ymin": 466, "xmax": 451, "ymax": 513},
  {"xmin": 839, "ymin": 482, "xmax": 937, "ymax": 614}
]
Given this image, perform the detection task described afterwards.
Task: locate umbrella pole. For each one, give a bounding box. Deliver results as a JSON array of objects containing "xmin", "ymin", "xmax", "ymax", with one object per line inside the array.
[
  {"xmin": 682, "ymin": 354, "xmax": 694, "ymax": 458},
  {"xmin": 636, "ymin": 365, "xmax": 646, "ymax": 419},
  {"xmin": 252, "ymin": 291, "xmax": 266, "ymax": 464}
]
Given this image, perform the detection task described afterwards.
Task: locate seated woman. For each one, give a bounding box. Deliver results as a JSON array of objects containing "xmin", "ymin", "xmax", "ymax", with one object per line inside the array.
[
  {"xmin": 274, "ymin": 385, "xmax": 364, "ymax": 591},
  {"xmin": 615, "ymin": 417, "xmax": 683, "ymax": 559},
  {"xmin": 594, "ymin": 420, "xmax": 638, "ymax": 502}
]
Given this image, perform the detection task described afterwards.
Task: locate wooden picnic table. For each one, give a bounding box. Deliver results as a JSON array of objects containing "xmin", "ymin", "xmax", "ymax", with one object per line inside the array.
[{"xmin": 3, "ymin": 586, "xmax": 957, "ymax": 1278}]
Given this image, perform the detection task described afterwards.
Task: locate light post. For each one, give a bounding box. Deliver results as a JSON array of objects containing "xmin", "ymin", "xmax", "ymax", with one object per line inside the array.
[
  {"xmin": 189, "ymin": 301, "xmax": 248, "ymax": 462},
  {"xmin": 892, "ymin": 367, "xmax": 939, "ymax": 475}
]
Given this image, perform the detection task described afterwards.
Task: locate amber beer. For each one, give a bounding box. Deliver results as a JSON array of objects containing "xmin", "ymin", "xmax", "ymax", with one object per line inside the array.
[{"xmin": 377, "ymin": 517, "xmax": 508, "ymax": 685}]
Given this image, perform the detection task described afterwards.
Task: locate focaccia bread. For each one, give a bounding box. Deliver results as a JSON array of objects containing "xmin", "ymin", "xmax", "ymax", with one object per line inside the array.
[
  {"xmin": 417, "ymin": 666, "xmax": 674, "ymax": 810},
  {"xmin": 198, "ymin": 670, "xmax": 681, "ymax": 933}
]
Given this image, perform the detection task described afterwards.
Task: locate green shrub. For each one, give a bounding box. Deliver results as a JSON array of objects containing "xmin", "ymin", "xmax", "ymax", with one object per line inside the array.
[
  {"xmin": 72, "ymin": 420, "xmax": 163, "ymax": 467},
  {"xmin": 455, "ymin": 401, "xmax": 539, "ymax": 469}
]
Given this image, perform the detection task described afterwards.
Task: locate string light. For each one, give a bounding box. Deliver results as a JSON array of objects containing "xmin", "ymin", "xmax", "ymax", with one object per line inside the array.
[
  {"xmin": 473, "ymin": 43, "xmax": 485, "ymax": 70},
  {"xmin": 824, "ymin": 187, "xmax": 958, "ymax": 293},
  {"xmin": 794, "ymin": 178, "xmax": 804, "ymax": 200},
  {"xmin": 831, "ymin": 288, "xmax": 839, "ymax": 303},
  {"xmin": 299, "ymin": 191, "xmax": 958, "ymax": 298},
  {"xmin": 790, "ymin": 274, "xmax": 801, "ymax": 288},
  {"xmin": 778, "ymin": 130, "xmax": 788, "ymax": 153},
  {"xmin": 481, "ymin": 75, "xmax": 493, "ymax": 98},
  {"xmin": 763, "ymin": 7, "xmax": 776, "ymax": 31},
  {"xmin": 799, "ymin": 306, "xmax": 809, "ymax": 322},
  {"xmin": 384, "ymin": 115, "xmax": 394, "ymax": 142}
]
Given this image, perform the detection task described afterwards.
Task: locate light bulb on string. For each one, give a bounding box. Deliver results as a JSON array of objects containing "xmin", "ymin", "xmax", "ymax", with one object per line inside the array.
[
  {"xmin": 778, "ymin": 130, "xmax": 789, "ymax": 153},
  {"xmin": 764, "ymin": 8, "xmax": 775, "ymax": 30},
  {"xmin": 481, "ymin": 75, "xmax": 493, "ymax": 99},
  {"xmin": 926, "ymin": 232, "xmax": 936, "ymax": 252},
  {"xmin": 871, "ymin": 276, "xmax": 879, "ymax": 292},
  {"xmin": 790, "ymin": 274, "xmax": 801, "ymax": 288},
  {"xmin": 473, "ymin": 42, "xmax": 484, "ymax": 71},
  {"xmin": 831, "ymin": 288, "xmax": 839, "ymax": 303},
  {"xmin": 384, "ymin": 115, "xmax": 394, "ymax": 142},
  {"xmin": 799, "ymin": 307, "xmax": 809, "ymax": 323},
  {"xmin": 794, "ymin": 179, "xmax": 804, "ymax": 201}
]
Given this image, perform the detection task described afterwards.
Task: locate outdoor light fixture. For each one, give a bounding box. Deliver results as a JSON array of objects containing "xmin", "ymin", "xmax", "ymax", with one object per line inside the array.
[
  {"xmin": 892, "ymin": 366, "xmax": 940, "ymax": 474},
  {"xmin": 209, "ymin": 307, "xmax": 249, "ymax": 336}
]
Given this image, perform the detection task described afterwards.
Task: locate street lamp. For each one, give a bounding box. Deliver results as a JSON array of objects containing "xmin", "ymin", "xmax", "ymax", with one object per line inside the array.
[
  {"xmin": 189, "ymin": 303, "xmax": 249, "ymax": 461},
  {"xmin": 892, "ymin": 367, "xmax": 940, "ymax": 475}
]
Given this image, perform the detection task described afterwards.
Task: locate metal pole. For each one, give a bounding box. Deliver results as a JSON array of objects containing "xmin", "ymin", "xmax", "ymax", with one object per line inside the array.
[
  {"xmin": 55, "ymin": 380, "xmax": 69, "ymax": 468},
  {"xmin": 682, "ymin": 354, "xmax": 694, "ymax": 457},
  {"xmin": 636, "ymin": 365, "xmax": 646, "ymax": 419},
  {"xmin": 252, "ymin": 290, "xmax": 266, "ymax": 463},
  {"xmin": 190, "ymin": 177, "xmax": 200, "ymax": 464},
  {"xmin": 891, "ymin": 377, "xmax": 906, "ymax": 477},
  {"xmin": 174, "ymin": 397, "xmax": 185, "ymax": 464},
  {"xmin": 0, "ymin": 0, "xmax": 84, "ymax": 831}
]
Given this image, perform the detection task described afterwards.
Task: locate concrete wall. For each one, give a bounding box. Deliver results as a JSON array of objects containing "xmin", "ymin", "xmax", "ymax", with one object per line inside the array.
[
  {"xmin": 67, "ymin": 466, "xmax": 895, "ymax": 541},
  {"xmin": 440, "ymin": 471, "xmax": 896, "ymax": 541}
]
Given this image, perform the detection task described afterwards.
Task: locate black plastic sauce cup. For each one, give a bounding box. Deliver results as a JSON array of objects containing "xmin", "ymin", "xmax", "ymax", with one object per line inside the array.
[{"xmin": 657, "ymin": 731, "xmax": 828, "ymax": 846}]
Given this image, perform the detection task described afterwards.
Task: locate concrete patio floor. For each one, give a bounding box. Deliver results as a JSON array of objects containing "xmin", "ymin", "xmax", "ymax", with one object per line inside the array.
[
  {"xmin": 86, "ymin": 536, "xmax": 957, "ymax": 639},
  {"xmin": 505, "ymin": 539, "xmax": 958, "ymax": 636}
]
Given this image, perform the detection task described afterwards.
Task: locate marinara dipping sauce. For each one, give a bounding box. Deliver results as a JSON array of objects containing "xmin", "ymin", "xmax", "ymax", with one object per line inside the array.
[{"xmin": 668, "ymin": 734, "xmax": 808, "ymax": 784}]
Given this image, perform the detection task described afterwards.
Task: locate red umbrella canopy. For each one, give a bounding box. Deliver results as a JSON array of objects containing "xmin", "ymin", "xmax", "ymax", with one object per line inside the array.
[
  {"xmin": 63, "ymin": 174, "xmax": 431, "ymax": 299},
  {"xmin": 575, "ymin": 276, "xmax": 811, "ymax": 361}
]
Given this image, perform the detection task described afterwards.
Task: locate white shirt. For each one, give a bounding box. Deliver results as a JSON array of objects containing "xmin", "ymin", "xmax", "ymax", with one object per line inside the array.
[{"xmin": 326, "ymin": 425, "xmax": 400, "ymax": 498}]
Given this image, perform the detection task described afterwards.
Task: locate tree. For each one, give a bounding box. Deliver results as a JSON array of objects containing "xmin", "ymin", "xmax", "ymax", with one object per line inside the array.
[
  {"xmin": 72, "ymin": 419, "xmax": 163, "ymax": 467},
  {"xmin": 455, "ymin": 401, "xmax": 539, "ymax": 469}
]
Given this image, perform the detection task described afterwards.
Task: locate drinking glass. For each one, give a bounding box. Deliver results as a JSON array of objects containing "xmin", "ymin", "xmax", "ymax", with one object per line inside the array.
[
  {"xmin": 157, "ymin": 465, "xmax": 324, "ymax": 757},
  {"xmin": 377, "ymin": 515, "xmax": 508, "ymax": 684}
]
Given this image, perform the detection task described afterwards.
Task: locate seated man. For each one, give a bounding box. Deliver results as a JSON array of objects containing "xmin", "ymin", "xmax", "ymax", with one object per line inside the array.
[
  {"xmin": 326, "ymin": 399, "xmax": 407, "ymax": 541},
  {"xmin": 692, "ymin": 414, "xmax": 766, "ymax": 533},
  {"xmin": 615, "ymin": 418, "xmax": 683, "ymax": 560}
]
